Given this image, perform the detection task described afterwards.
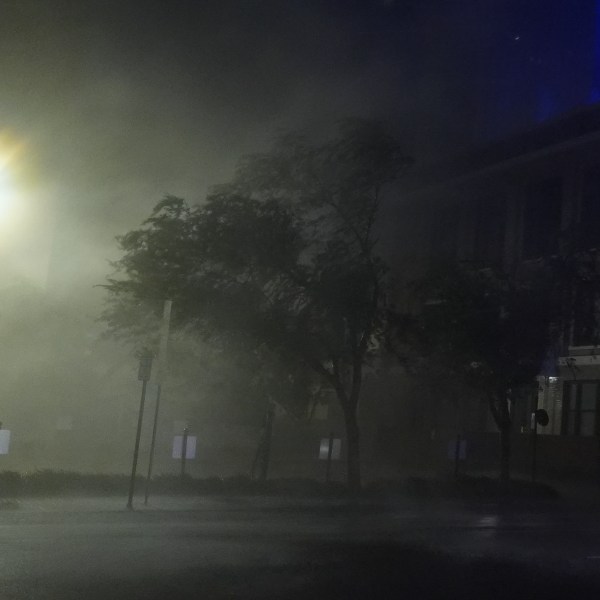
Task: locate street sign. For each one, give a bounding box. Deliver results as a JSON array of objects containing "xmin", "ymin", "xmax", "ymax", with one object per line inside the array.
[
  {"xmin": 172, "ymin": 435, "xmax": 197, "ymax": 459},
  {"xmin": 0, "ymin": 430, "xmax": 10, "ymax": 455}
]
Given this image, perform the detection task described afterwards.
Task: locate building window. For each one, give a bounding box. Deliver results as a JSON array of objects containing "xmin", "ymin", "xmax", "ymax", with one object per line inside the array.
[
  {"xmin": 522, "ymin": 177, "xmax": 562, "ymax": 259},
  {"xmin": 579, "ymin": 166, "xmax": 600, "ymax": 250},
  {"xmin": 537, "ymin": 376, "xmax": 562, "ymax": 435},
  {"xmin": 562, "ymin": 381, "xmax": 599, "ymax": 436}
]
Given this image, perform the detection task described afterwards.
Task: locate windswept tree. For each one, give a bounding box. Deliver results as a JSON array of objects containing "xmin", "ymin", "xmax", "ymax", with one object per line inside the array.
[
  {"xmin": 388, "ymin": 263, "xmax": 558, "ymax": 484},
  {"xmin": 103, "ymin": 120, "xmax": 412, "ymax": 490},
  {"xmin": 389, "ymin": 224, "xmax": 600, "ymax": 484}
]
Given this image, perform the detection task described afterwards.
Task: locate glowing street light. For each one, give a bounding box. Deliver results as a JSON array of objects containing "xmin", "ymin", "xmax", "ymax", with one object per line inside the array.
[
  {"xmin": 0, "ymin": 131, "xmax": 60, "ymax": 291},
  {"xmin": 0, "ymin": 166, "xmax": 17, "ymax": 224},
  {"xmin": 0, "ymin": 132, "xmax": 28, "ymax": 231}
]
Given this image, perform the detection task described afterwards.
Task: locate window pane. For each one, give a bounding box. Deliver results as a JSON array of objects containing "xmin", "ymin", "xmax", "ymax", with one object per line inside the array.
[
  {"xmin": 580, "ymin": 411, "xmax": 596, "ymax": 436},
  {"xmin": 581, "ymin": 384, "xmax": 597, "ymax": 411},
  {"xmin": 567, "ymin": 411, "xmax": 578, "ymax": 434},
  {"xmin": 569, "ymin": 382, "xmax": 578, "ymax": 400}
]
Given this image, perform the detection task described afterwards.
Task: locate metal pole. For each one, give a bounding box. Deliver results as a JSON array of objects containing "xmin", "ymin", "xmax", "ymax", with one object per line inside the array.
[
  {"xmin": 144, "ymin": 384, "xmax": 162, "ymax": 505},
  {"xmin": 259, "ymin": 402, "xmax": 274, "ymax": 482},
  {"xmin": 180, "ymin": 427, "xmax": 188, "ymax": 480},
  {"xmin": 325, "ymin": 431, "xmax": 334, "ymax": 483},
  {"xmin": 531, "ymin": 379, "xmax": 541, "ymax": 483},
  {"xmin": 127, "ymin": 378, "xmax": 148, "ymax": 510},
  {"xmin": 531, "ymin": 420, "xmax": 538, "ymax": 482},
  {"xmin": 143, "ymin": 300, "xmax": 171, "ymax": 505}
]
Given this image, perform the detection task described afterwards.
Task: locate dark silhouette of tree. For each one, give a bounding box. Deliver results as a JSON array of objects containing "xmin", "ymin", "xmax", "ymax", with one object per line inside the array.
[
  {"xmin": 102, "ymin": 120, "xmax": 411, "ymax": 491},
  {"xmin": 389, "ymin": 263, "xmax": 556, "ymax": 484},
  {"xmin": 391, "ymin": 250, "xmax": 600, "ymax": 484}
]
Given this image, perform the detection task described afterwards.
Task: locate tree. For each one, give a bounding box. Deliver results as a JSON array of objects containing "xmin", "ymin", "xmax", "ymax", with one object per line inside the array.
[
  {"xmin": 102, "ymin": 120, "xmax": 412, "ymax": 491},
  {"xmin": 389, "ymin": 263, "xmax": 557, "ymax": 484},
  {"xmin": 169, "ymin": 332, "xmax": 321, "ymax": 481},
  {"xmin": 104, "ymin": 292, "xmax": 321, "ymax": 480}
]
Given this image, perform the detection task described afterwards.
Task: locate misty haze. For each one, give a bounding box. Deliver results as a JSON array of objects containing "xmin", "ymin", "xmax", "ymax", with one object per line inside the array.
[{"xmin": 2, "ymin": 1, "xmax": 600, "ymax": 598}]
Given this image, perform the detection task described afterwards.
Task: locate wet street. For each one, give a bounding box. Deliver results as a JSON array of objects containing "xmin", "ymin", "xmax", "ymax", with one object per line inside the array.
[{"xmin": 1, "ymin": 495, "xmax": 600, "ymax": 598}]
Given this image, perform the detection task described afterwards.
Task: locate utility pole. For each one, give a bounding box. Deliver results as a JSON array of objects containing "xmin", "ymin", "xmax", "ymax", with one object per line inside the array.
[
  {"xmin": 127, "ymin": 350, "xmax": 153, "ymax": 510},
  {"xmin": 144, "ymin": 300, "xmax": 172, "ymax": 505}
]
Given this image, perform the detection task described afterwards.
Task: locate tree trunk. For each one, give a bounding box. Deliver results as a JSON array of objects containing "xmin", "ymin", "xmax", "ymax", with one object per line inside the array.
[
  {"xmin": 499, "ymin": 423, "xmax": 511, "ymax": 486},
  {"xmin": 489, "ymin": 390, "xmax": 512, "ymax": 486},
  {"xmin": 252, "ymin": 401, "xmax": 274, "ymax": 482},
  {"xmin": 343, "ymin": 408, "xmax": 361, "ymax": 493},
  {"xmin": 323, "ymin": 358, "xmax": 363, "ymax": 492}
]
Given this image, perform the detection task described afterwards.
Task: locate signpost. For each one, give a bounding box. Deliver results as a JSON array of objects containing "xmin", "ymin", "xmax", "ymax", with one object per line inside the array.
[
  {"xmin": 144, "ymin": 300, "xmax": 172, "ymax": 505},
  {"xmin": 172, "ymin": 428, "xmax": 196, "ymax": 479},
  {"xmin": 448, "ymin": 435, "xmax": 467, "ymax": 478},
  {"xmin": 181, "ymin": 427, "xmax": 188, "ymax": 479},
  {"xmin": 531, "ymin": 408, "xmax": 549, "ymax": 482},
  {"xmin": 127, "ymin": 350, "xmax": 153, "ymax": 510}
]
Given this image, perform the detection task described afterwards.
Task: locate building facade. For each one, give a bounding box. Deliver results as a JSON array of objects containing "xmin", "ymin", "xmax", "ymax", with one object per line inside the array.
[{"xmin": 388, "ymin": 104, "xmax": 600, "ymax": 478}]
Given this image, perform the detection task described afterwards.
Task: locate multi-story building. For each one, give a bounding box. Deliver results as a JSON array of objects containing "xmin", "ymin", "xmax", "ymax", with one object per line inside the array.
[{"xmin": 382, "ymin": 103, "xmax": 600, "ymax": 479}]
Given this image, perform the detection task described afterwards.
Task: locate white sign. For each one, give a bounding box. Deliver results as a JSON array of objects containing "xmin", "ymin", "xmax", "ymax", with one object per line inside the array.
[
  {"xmin": 172, "ymin": 435, "xmax": 197, "ymax": 459},
  {"xmin": 0, "ymin": 430, "xmax": 10, "ymax": 455},
  {"xmin": 319, "ymin": 438, "xmax": 341, "ymax": 460}
]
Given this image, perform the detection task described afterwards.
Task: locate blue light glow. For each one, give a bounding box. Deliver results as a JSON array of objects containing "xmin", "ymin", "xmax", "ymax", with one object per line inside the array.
[
  {"xmin": 536, "ymin": 88, "xmax": 557, "ymax": 122},
  {"xmin": 592, "ymin": 0, "xmax": 600, "ymax": 103},
  {"xmin": 448, "ymin": 2, "xmax": 600, "ymax": 143}
]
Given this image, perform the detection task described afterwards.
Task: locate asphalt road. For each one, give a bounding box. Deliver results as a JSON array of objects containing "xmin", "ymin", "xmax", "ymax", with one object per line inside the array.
[{"xmin": 1, "ymin": 495, "xmax": 600, "ymax": 598}]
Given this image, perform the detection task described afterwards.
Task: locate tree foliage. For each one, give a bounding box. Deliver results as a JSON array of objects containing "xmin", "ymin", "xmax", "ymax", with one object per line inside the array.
[
  {"xmin": 392, "ymin": 251, "xmax": 600, "ymax": 483},
  {"xmin": 388, "ymin": 262, "xmax": 558, "ymax": 482},
  {"xmin": 103, "ymin": 119, "xmax": 412, "ymax": 490},
  {"xmin": 410, "ymin": 264, "xmax": 555, "ymax": 387}
]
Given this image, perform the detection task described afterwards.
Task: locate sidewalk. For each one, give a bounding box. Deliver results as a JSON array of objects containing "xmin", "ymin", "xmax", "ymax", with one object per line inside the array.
[
  {"xmin": 2, "ymin": 480, "xmax": 600, "ymax": 514},
  {"xmin": 545, "ymin": 479, "xmax": 600, "ymax": 508},
  {"xmin": 0, "ymin": 493, "xmax": 371, "ymax": 514},
  {"xmin": 0, "ymin": 495, "xmax": 231, "ymax": 513}
]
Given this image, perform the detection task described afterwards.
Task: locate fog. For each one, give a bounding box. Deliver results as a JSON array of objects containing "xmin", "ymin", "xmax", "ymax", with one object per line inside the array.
[
  {"xmin": 4, "ymin": 4, "xmax": 600, "ymax": 599},
  {"xmin": 0, "ymin": 0, "xmax": 589, "ymax": 475},
  {"xmin": 0, "ymin": 0, "xmax": 418, "ymax": 475}
]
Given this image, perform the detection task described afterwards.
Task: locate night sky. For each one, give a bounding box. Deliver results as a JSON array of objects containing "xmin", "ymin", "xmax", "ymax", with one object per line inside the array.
[{"xmin": 0, "ymin": 0, "xmax": 596, "ymax": 305}]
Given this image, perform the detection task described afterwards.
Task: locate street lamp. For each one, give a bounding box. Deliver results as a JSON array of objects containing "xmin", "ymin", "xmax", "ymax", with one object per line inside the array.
[{"xmin": 0, "ymin": 133, "xmax": 28, "ymax": 231}]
